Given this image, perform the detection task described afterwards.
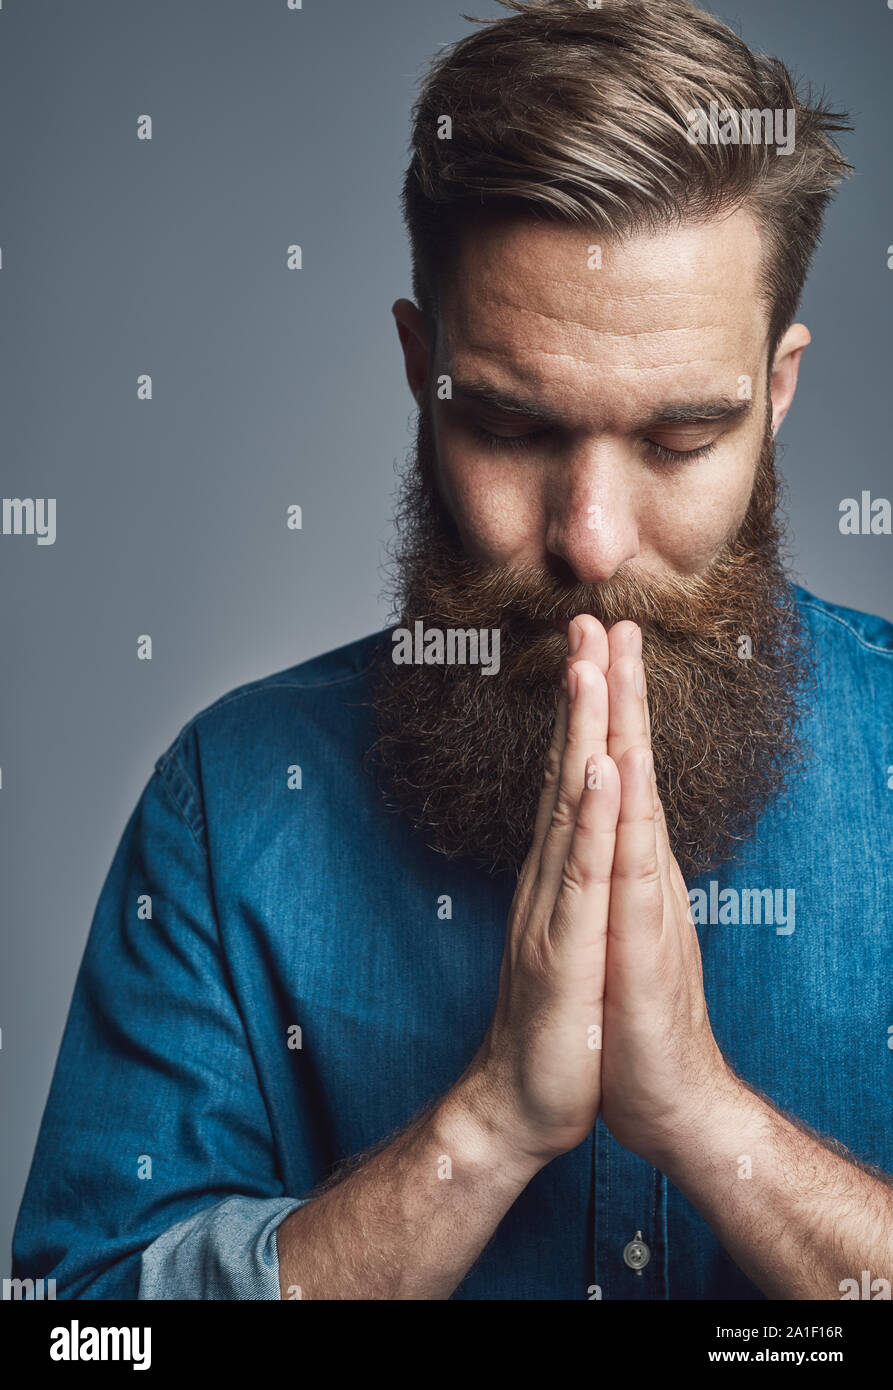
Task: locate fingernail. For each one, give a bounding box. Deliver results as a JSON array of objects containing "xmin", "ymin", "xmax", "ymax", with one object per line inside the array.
[
  {"xmin": 643, "ymin": 749, "xmax": 654, "ymax": 779},
  {"xmin": 634, "ymin": 661, "xmax": 645, "ymax": 698},
  {"xmin": 567, "ymin": 666, "xmax": 578, "ymax": 703},
  {"xmin": 567, "ymin": 620, "xmax": 582, "ymax": 656}
]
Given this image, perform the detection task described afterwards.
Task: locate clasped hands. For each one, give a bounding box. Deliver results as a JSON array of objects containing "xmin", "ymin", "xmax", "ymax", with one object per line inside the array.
[{"xmin": 468, "ymin": 613, "xmax": 743, "ymax": 1176}]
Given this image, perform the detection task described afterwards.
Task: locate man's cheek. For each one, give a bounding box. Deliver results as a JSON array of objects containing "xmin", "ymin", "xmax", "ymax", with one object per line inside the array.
[
  {"xmin": 442, "ymin": 460, "xmax": 539, "ymax": 562},
  {"xmin": 647, "ymin": 472, "xmax": 753, "ymax": 572},
  {"xmin": 647, "ymin": 507, "xmax": 738, "ymax": 573}
]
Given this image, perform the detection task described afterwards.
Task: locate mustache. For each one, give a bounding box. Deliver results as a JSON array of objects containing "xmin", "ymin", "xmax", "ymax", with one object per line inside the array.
[
  {"xmin": 414, "ymin": 551, "xmax": 772, "ymax": 641},
  {"xmin": 414, "ymin": 558, "xmax": 734, "ymax": 636}
]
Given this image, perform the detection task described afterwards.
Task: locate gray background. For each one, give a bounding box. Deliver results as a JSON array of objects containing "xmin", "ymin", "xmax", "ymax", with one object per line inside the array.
[{"xmin": 1, "ymin": 0, "xmax": 890, "ymax": 1272}]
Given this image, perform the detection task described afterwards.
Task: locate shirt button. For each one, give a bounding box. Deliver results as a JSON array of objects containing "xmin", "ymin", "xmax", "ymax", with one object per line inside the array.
[{"xmin": 622, "ymin": 1230, "xmax": 651, "ymax": 1273}]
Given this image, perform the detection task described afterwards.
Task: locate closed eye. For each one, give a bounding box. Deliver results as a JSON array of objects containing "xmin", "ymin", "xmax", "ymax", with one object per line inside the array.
[
  {"xmin": 472, "ymin": 422, "xmax": 719, "ymax": 465},
  {"xmin": 471, "ymin": 423, "xmax": 547, "ymax": 453},
  {"xmin": 646, "ymin": 439, "xmax": 718, "ymax": 465}
]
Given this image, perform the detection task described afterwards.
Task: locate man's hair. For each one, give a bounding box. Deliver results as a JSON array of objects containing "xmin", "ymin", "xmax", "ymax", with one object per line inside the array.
[{"xmin": 402, "ymin": 0, "xmax": 851, "ymax": 358}]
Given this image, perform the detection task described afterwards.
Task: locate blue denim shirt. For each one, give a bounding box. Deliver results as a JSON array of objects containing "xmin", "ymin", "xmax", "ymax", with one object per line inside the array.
[{"xmin": 12, "ymin": 586, "xmax": 893, "ymax": 1300}]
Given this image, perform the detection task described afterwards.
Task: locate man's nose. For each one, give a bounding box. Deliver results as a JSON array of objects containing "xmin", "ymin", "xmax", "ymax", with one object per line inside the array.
[{"xmin": 543, "ymin": 444, "xmax": 640, "ymax": 584}]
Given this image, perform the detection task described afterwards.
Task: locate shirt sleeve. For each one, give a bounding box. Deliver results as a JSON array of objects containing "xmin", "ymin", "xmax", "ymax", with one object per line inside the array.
[
  {"xmin": 138, "ymin": 1195, "xmax": 305, "ymax": 1300},
  {"xmin": 12, "ymin": 735, "xmax": 304, "ymax": 1300}
]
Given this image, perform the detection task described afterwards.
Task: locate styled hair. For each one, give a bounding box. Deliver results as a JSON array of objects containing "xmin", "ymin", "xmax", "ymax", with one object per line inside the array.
[{"xmin": 402, "ymin": 0, "xmax": 851, "ymax": 356}]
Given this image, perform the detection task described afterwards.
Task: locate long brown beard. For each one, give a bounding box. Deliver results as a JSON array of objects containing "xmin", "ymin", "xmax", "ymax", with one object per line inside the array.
[{"xmin": 366, "ymin": 403, "xmax": 814, "ymax": 880}]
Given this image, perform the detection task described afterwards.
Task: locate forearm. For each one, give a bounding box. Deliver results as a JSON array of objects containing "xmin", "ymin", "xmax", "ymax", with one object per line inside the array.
[
  {"xmin": 657, "ymin": 1073, "xmax": 893, "ymax": 1299},
  {"xmin": 277, "ymin": 1077, "xmax": 540, "ymax": 1299}
]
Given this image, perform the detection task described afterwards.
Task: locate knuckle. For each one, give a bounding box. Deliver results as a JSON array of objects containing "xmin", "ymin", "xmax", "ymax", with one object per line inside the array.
[
  {"xmin": 542, "ymin": 745, "xmax": 562, "ymax": 788},
  {"xmin": 549, "ymin": 791, "xmax": 578, "ymax": 832},
  {"xmin": 574, "ymin": 803, "xmax": 611, "ymax": 839},
  {"xmin": 614, "ymin": 859, "xmax": 662, "ymax": 889},
  {"xmin": 558, "ymin": 858, "xmax": 586, "ymax": 898},
  {"xmin": 518, "ymin": 931, "xmax": 551, "ymax": 982},
  {"xmin": 563, "ymin": 721, "xmax": 581, "ymax": 751},
  {"xmin": 563, "ymin": 847, "xmax": 610, "ymax": 891}
]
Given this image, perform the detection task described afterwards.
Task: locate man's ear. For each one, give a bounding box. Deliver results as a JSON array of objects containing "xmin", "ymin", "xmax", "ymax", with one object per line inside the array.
[
  {"xmin": 769, "ymin": 323, "xmax": 811, "ymax": 435},
  {"xmin": 392, "ymin": 298, "xmax": 430, "ymax": 406}
]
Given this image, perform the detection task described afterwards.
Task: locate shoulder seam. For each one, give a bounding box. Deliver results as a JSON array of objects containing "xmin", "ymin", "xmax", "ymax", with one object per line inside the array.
[
  {"xmin": 799, "ymin": 599, "xmax": 893, "ymax": 658},
  {"xmin": 171, "ymin": 642, "xmax": 383, "ymax": 743}
]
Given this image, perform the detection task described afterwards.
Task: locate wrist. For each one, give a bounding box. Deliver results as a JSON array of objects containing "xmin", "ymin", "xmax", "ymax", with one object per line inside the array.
[
  {"xmin": 437, "ymin": 1071, "xmax": 547, "ymax": 1192},
  {"xmin": 650, "ymin": 1064, "xmax": 767, "ymax": 1180}
]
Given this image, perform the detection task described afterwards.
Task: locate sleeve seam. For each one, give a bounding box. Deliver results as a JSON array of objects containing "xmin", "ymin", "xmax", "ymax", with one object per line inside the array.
[{"xmin": 154, "ymin": 747, "xmax": 207, "ymax": 854}]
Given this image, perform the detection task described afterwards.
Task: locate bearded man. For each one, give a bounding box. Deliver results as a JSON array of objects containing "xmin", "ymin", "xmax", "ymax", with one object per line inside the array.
[{"xmin": 14, "ymin": 0, "xmax": 893, "ymax": 1302}]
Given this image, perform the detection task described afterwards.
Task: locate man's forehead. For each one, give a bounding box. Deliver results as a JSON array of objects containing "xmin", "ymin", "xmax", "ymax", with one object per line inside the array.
[{"xmin": 437, "ymin": 207, "xmax": 769, "ymax": 414}]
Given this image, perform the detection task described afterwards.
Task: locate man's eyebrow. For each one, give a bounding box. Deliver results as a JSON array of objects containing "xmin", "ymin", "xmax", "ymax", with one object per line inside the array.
[
  {"xmin": 450, "ymin": 379, "xmax": 565, "ymax": 426},
  {"xmin": 645, "ymin": 399, "xmax": 752, "ymax": 428},
  {"xmin": 449, "ymin": 377, "xmax": 752, "ymax": 431}
]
